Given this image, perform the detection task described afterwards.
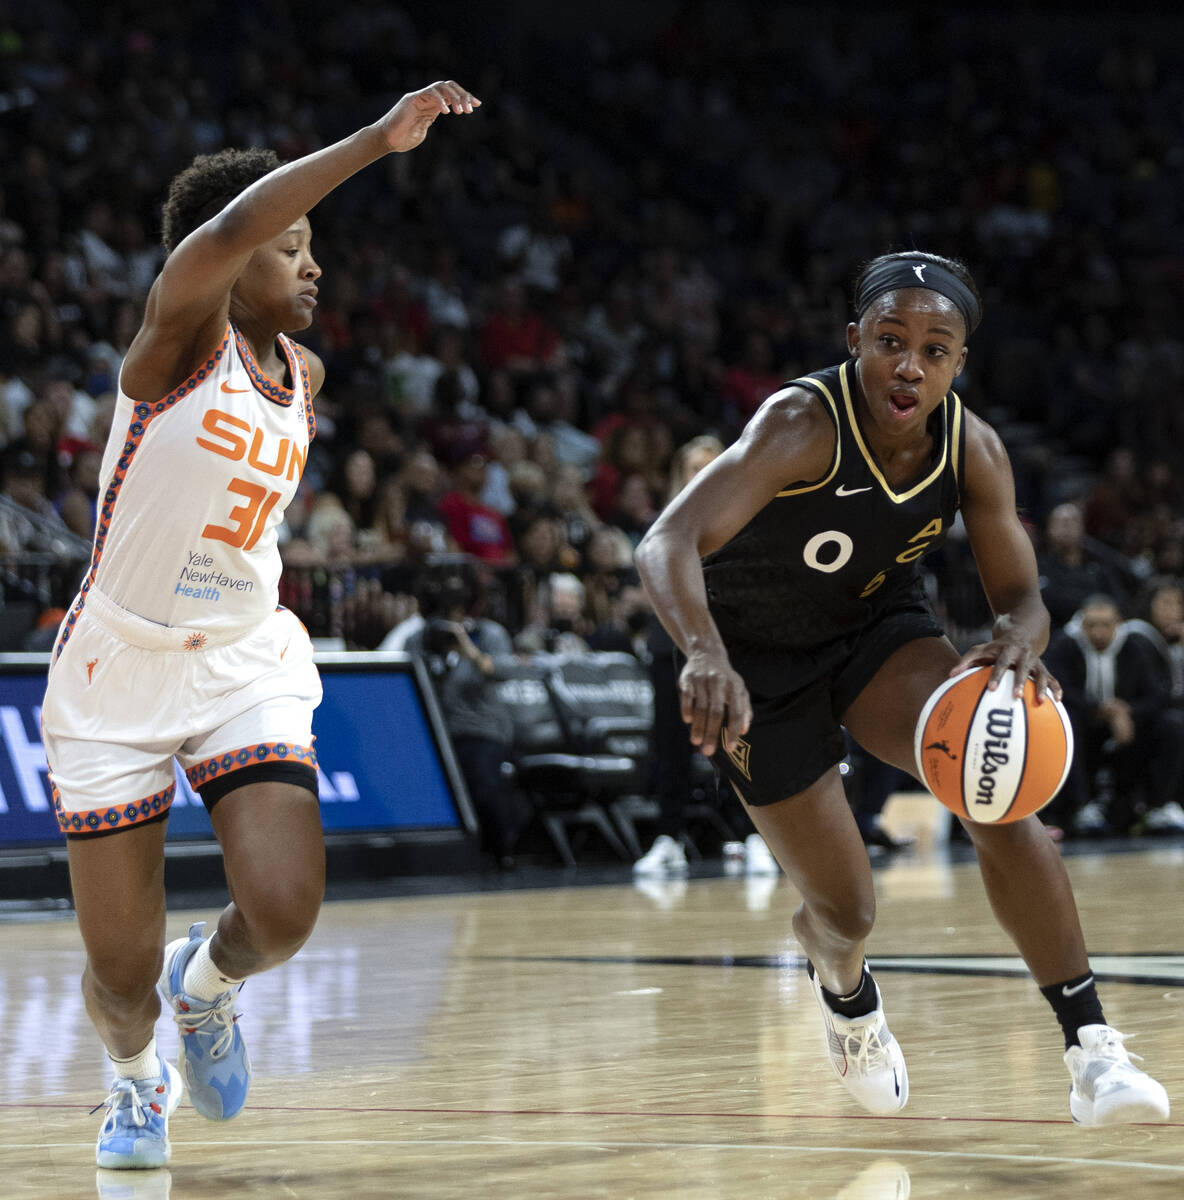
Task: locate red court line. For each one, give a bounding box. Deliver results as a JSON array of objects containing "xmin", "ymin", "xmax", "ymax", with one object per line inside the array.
[{"xmin": 7, "ymin": 1102, "xmax": 1181, "ymax": 1129}]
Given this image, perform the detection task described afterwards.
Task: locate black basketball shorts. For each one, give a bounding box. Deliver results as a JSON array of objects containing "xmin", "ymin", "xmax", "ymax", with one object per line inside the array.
[{"xmin": 707, "ymin": 596, "xmax": 946, "ymax": 807}]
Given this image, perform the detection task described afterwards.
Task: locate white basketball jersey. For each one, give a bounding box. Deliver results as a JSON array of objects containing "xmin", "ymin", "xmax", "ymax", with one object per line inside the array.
[{"xmin": 66, "ymin": 323, "xmax": 315, "ymax": 643}]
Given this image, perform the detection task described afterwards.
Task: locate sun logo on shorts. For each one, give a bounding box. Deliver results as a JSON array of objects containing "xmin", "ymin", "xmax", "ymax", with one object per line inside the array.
[{"xmin": 184, "ymin": 632, "xmax": 208, "ymax": 651}]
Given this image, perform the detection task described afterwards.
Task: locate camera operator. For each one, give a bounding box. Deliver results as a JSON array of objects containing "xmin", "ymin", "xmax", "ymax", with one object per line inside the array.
[{"xmin": 404, "ymin": 567, "xmax": 526, "ymax": 867}]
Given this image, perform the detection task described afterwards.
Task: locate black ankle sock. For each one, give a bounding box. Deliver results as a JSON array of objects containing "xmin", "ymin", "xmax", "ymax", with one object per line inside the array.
[
  {"xmin": 1040, "ymin": 972, "xmax": 1105, "ymax": 1050},
  {"xmin": 808, "ymin": 960, "xmax": 878, "ymax": 1019}
]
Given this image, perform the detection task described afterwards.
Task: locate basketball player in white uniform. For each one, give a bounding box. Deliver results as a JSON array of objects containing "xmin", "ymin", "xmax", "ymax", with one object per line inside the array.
[{"xmin": 40, "ymin": 80, "xmax": 480, "ymax": 1170}]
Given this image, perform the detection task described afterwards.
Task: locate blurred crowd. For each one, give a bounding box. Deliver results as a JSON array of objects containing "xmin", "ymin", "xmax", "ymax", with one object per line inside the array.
[{"xmin": 1, "ymin": 2, "xmax": 1183, "ymax": 841}]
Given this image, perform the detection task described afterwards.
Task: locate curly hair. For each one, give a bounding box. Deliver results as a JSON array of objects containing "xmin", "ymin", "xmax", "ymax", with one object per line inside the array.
[{"xmin": 159, "ymin": 148, "xmax": 282, "ymax": 253}]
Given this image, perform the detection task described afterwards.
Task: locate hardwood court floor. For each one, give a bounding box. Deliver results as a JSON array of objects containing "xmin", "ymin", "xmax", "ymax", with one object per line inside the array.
[{"xmin": 3, "ymin": 844, "xmax": 1184, "ymax": 1199}]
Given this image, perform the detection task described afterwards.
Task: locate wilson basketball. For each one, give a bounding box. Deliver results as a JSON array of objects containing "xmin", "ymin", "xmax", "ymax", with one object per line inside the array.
[{"xmin": 913, "ymin": 666, "xmax": 1074, "ymax": 824}]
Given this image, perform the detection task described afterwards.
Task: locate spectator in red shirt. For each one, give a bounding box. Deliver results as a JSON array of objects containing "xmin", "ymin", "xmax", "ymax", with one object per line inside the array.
[
  {"xmin": 591, "ymin": 365, "xmax": 662, "ymax": 445},
  {"xmin": 721, "ymin": 327, "xmax": 782, "ymax": 425},
  {"xmin": 371, "ymin": 262, "xmax": 431, "ymax": 349},
  {"xmin": 590, "ymin": 421, "xmax": 668, "ymax": 521},
  {"xmin": 438, "ymin": 450, "xmax": 517, "ymax": 565},
  {"xmin": 479, "ymin": 274, "xmax": 561, "ymax": 374},
  {"xmin": 419, "ymin": 370, "xmax": 489, "ymax": 469}
]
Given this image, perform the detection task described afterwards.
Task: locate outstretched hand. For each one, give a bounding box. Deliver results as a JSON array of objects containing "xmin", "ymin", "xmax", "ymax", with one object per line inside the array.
[
  {"xmin": 948, "ymin": 637, "xmax": 1062, "ymax": 703},
  {"xmin": 379, "ymin": 80, "xmax": 481, "ymax": 153}
]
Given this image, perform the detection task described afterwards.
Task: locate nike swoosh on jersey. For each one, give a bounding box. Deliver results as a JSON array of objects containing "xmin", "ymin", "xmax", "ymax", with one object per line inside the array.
[
  {"xmin": 835, "ymin": 484, "xmax": 873, "ymax": 496},
  {"xmin": 220, "ymin": 380, "xmax": 251, "ymax": 394}
]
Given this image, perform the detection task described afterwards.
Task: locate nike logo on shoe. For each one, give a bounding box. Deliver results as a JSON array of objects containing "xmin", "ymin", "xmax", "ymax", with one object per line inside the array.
[
  {"xmin": 1062, "ymin": 975, "xmax": 1095, "ymax": 998},
  {"xmin": 894, "ymin": 1069, "xmax": 901, "ymax": 1097},
  {"xmin": 835, "ymin": 484, "xmax": 873, "ymax": 496}
]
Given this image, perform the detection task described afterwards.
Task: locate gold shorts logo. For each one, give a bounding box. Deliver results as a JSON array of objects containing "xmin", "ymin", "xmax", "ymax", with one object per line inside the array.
[{"xmin": 723, "ymin": 730, "xmax": 752, "ymax": 781}]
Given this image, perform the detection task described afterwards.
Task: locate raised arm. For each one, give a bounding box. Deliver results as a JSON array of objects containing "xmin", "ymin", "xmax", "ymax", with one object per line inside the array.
[
  {"xmin": 126, "ymin": 81, "xmax": 479, "ymax": 397},
  {"xmin": 953, "ymin": 410, "xmax": 1060, "ymax": 701},
  {"xmin": 635, "ymin": 388, "xmax": 835, "ymax": 755}
]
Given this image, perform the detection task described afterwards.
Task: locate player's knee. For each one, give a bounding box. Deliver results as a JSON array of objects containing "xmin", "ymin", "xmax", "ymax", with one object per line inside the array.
[
  {"xmin": 959, "ymin": 814, "xmax": 1030, "ymax": 851},
  {"xmin": 84, "ymin": 940, "xmax": 163, "ymax": 1008},
  {"xmin": 239, "ymin": 878, "xmax": 323, "ymax": 959}
]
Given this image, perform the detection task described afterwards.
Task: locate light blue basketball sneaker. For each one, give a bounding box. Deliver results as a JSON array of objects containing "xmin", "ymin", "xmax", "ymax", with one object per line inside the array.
[
  {"xmin": 94, "ymin": 1059, "xmax": 182, "ymax": 1169},
  {"xmin": 158, "ymin": 922, "xmax": 250, "ymax": 1121}
]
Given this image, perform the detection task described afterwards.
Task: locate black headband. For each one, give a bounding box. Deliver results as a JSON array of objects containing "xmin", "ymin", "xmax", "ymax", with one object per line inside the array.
[{"xmin": 854, "ymin": 258, "xmax": 982, "ymax": 336}]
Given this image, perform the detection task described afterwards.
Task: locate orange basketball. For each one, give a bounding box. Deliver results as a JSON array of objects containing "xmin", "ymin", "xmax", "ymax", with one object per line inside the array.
[{"xmin": 913, "ymin": 666, "xmax": 1074, "ymax": 824}]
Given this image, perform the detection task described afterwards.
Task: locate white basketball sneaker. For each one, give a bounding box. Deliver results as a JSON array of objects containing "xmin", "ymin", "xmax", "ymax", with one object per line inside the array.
[
  {"xmin": 1065, "ymin": 1024, "xmax": 1170, "ymax": 1126},
  {"xmin": 809, "ymin": 963, "xmax": 908, "ymax": 1114},
  {"xmin": 744, "ymin": 833, "xmax": 780, "ymax": 875},
  {"xmin": 632, "ymin": 835, "xmax": 688, "ymax": 876},
  {"xmin": 1142, "ymin": 801, "xmax": 1184, "ymax": 834}
]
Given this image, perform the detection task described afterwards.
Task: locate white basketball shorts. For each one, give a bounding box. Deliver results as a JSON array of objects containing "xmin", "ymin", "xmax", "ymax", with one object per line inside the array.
[{"xmin": 42, "ymin": 585, "xmax": 322, "ymax": 836}]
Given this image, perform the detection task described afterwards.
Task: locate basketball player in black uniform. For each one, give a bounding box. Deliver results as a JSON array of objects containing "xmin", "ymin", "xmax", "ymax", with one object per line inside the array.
[{"xmin": 635, "ymin": 252, "xmax": 1169, "ymax": 1125}]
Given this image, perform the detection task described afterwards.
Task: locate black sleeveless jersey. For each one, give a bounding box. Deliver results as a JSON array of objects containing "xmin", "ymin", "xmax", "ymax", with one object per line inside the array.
[{"xmin": 702, "ymin": 359, "xmax": 966, "ymax": 651}]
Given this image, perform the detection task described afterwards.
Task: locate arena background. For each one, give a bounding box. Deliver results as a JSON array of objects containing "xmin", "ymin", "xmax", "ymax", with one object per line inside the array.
[
  {"xmin": 3, "ymin": 7, "xmax": 1184, "ymax": 1199},
  {"xmin": 0, "ymin": 0, "xmax": 1182, "ymax": 867}
]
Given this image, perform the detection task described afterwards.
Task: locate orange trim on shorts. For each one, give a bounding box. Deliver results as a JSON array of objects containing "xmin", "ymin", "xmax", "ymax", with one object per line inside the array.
[
  {"xmin": 185, "ymin": 741, "xmax": 318, "ymax": 789},
  {"xmin": 54, "ymin": 780, "xmax": 176, "ymax": 835}
]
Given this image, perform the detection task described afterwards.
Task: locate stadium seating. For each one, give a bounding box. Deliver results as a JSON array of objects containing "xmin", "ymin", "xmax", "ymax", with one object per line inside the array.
[{"xmin": 493, "ymin": 653, "xmax": 654, "ymax": 866}]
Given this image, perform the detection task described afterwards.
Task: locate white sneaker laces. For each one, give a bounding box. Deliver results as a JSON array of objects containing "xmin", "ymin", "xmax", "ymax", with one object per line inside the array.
[
  {"xmin": 1092, "ymin": 1028, "xmax": 1143, "ymax": 1067},
  {"xmin": 172, "ymin": 989, "xmax": 239, "ymax": 1059},
  {"xmin": 93, "ymin": 1078, "xmax": 149, "ymax": 1129},
  {"xmin": 838, "ymin": 1018, "xmax": 893, "ymax": 1074}
]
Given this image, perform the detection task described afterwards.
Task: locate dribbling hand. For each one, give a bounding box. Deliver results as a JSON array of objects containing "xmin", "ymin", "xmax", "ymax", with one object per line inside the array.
[
  {"xmin": 948, "ymin": 638, "xmax": 1062, "ymax": 703},
  {"xmin": 379, "ymin": 81, "xmax": 481, "ymax": 153},
  {"xmin": 678, "ymin": 650, "xmax": 752, "ymax": 758}
]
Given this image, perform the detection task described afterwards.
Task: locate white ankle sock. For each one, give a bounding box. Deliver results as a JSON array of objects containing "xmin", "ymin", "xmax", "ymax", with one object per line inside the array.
[
  {"xmin": 182, "ymin": 938, "xmax": 244, "ymax": 1002},
  {"xmin": 110, "ymin": 1037, "xmax": 160, "ymax": 1081}
]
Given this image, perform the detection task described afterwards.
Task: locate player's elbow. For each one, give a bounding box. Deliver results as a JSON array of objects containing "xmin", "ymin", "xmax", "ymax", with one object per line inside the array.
[
  {"xmin": 634, "ymin": 523, "xmax": 681, "ymax": 589},
  {"xmin": 633, "ymin": 527, "xmax": 660, "ymax": 587}
]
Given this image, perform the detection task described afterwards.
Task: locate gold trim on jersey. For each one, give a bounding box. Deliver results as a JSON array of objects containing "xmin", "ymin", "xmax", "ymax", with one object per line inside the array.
[
  {"xmin": 775, "ymin": 377, "xmax": 842, "ymax": 497},
  {"xmin": 839, "ymin": 360, "xmax": 953, "ymax": 505},
  {"xmin": 950, "ymin": 391, "xmax": 963, "ymax": 492}
]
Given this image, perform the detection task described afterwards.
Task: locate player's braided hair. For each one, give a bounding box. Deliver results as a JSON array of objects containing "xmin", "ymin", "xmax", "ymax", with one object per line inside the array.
[{"xmin": 160, "ymin": 148, "xmax": 282, "ymax": 253}]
